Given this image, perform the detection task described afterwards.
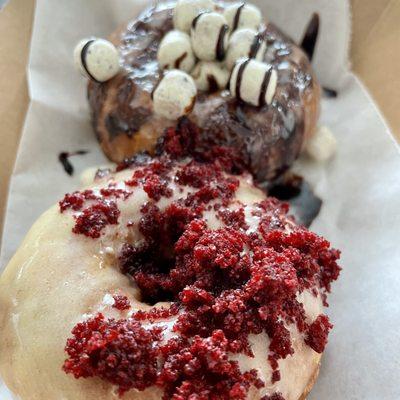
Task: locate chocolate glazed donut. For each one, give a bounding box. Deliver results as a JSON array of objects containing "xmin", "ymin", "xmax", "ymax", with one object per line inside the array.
[{"xmin": 88, "ymin": 1, "xmax": 321, "ymax": 182}]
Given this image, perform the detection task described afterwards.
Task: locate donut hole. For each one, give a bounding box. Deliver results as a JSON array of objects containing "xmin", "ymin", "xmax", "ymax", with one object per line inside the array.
[
  {"xmin": 119, "ymin": 201, "xmax": 194, "ymax": 305},
  {"xmin": 115, "ymin": 156, "xmax": 250, "ymax": 305},
  {"xmin": 119, "ymin": 241, "xmax": 177, "ymax": 305}
]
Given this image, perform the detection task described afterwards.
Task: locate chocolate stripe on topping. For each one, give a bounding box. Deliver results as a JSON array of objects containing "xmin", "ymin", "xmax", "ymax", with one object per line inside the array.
[
  {"xmin": 235, "ymin": 59, "xmax": 251, "ymax": 102},
  {"xmin": 207, "ymin": 75, "xmax": 219, "ymax": 93},
  {"xmin": 258, "ymin": 67, "xmax": 272, "ymax": 107},
  {"xmin": 81, "ymin": 40, "xmax": 100, "ymax": 83},
  {"xmin": 300, "ymin": 13, "xmax": 320, "ymax": 61},
  {"xmin": 216, "ymin": 24, "xmax": 229, "ymax": 61},
  {"xmin": 192, "ymin": 12, "xmax": 206, "ymax": 29},
  {"xmin": 249, "ymin": 33, "xmax": 263, "ymax": 59},
  {"xmin": 233, "ymin": 3, "xmax": 245, "ymax": 31},
  {"xmin": 151, "ymin": 75, "xmax": 163, "ymax": 101},
  {"xmin": 175, "ymin": 52, "xmax": 188, "ymax": 68}
]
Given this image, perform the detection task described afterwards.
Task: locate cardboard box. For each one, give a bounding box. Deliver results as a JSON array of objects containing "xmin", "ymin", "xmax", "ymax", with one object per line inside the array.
[{"xmin": 0, "ymin": 0, "xmax": 399, "ymax": 234}]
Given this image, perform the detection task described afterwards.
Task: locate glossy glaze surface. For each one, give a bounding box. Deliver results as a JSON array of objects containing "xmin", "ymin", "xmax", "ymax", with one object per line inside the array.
[{"xmin": 0, "ymin": 161, "xmax": 324, "ymax": 400}]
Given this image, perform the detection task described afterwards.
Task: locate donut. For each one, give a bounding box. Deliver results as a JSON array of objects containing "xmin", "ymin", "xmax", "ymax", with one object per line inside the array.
[
  {"xmin": 0, "ymin": 156, "xmax": 340, "ymax": 399},
  {"xmin": 87, "ymin": 1, "xmax": 321, "ymax": 182}
]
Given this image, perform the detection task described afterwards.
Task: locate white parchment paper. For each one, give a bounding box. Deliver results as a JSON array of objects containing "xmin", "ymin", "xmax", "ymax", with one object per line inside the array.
[{"xmin": 1, "ymin": 0, "xmax": 400, "ymax": 399}]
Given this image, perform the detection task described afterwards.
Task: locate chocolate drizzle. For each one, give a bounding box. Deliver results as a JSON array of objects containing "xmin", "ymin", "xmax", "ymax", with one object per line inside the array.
[
  {"xmin": 174, "ymin": 52, "xmax": 187, "ymax": 69},
  {"xmin": 258, "ymin": 68, "xmax": 272, "ymax": 107},
  {"xmin": 249, "ymin": 33, "xmax": 263, "ymax": 59},
  {"xmin": 58, "ymin": 150, "xmax": 89, "ymax": 176},
  {"xmin": 216, "ymin": 24, "xmax": 229, "ymax": 61},
  {"xmin": 300, "ymin": 13, "xmax": 320, "ymax": 61},
  {"xmin": 235, "ymin": 59, "xmax": 250, "ymax": 101},
  {"xmin": 80, "ymin": 40, "xmax": 100, "ymax": 83},
  {"xmin": 233, "ymin": 3, "xmax": 245, "ymax": 31},
  {"xmin": 323, "ymin": 87, "xmax": 338, "ymax": 98}
]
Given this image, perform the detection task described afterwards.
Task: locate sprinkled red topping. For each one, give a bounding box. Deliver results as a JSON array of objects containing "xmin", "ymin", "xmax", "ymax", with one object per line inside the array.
[
  {"xmin": 218, "ymin": 207, "xmax": 249, "ymax": 231},
  {"xmin": 133, "ymin": 303, "xmax": 180, "ymax": 323},
  {"xmin": 261, "ymin": 394, "xmax": 285, "ymax": 400},
  {"xmin": 112, "ymin": 295, "xmax": 131, "ymax": 311},
  {"xmin": 63, "ymin": 313, "xmax": 162, "ymax": 395},
  {"xmin": 63, "ymin": 157, "xmax": 341, "ymax": 399},
  {"xmin": 155, "ymin": 117, "xmax": 247, "ymax": 175},
  {"xmin": 59, "ymin": 190, "xmax": 97, "ymax": 212},
  {"xmin": 305, "ymin": 314, "xmax": 333, "ymax": 353},
  {"xmin": 125, "ymin": 160, "xmax": 173, "ymax": 201},
  {"xmin": 59, "ymin": 188, "xmax": 131, "ymax": 238},
  {"xmin": 72, "ymin": 201, "xmax": 120, "ymax": 238},
  {"xmin": 158, "ymin": 330, "xmax": 264, "ymax": 399}
]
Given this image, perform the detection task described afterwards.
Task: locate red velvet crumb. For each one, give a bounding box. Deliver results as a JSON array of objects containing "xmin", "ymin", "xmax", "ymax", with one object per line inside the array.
[
  {"xmin": 261, "ymin": 394, "xmax": 285, "ymax": 400},
  {"xmin": 155, "ymin": 117, "xmax": 247, "ymax": 176},
  {"xmin": 63, "ymin": 313, "xmax": 163, "ymax": 395},
  {"xmin": 158, "ymin": 330, "xmax": 264, "ymax": 399},
  {"xmin": 59, "ymin": 190, "xmax": 97, "ymax": 212},
  {"xmin": 112, "ymin": 295, "xmax": 131, "ymax": 311},
  {"xmin": 304, "ymin": 314, "xmax": 333, "ymax": 353},
  {"xmin": 125, "ymin": 159, "xmax": 173, "ymax": 201},
  {"xmin": 60, "ymin": 188, "xmax": 131, "ymax": 238},
  {"xmin": 72, "ymin": 201, "xmax": 120, "ymax": 238},
  {"xmin": 62, "ymin": 156, "xmax": 341, "ymax": 399}
]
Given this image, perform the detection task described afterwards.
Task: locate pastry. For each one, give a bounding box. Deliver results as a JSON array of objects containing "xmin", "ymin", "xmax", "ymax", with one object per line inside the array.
[
  {"xmin": 83, "ymin": 0, "xmax": 321, "ymax": 182},
  {"xmin": 0, "ymin": 3, "xmax": 339, "ymax": 399},
  {"xmin": 0, "ymin": 156, "xmax": 340, "ymax": 400}
]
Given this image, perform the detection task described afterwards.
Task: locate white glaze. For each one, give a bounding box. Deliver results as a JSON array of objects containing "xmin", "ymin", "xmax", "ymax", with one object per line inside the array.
[{"xmin": 0, "ymin": 163, "xmax": 322, "ymax": 400}]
